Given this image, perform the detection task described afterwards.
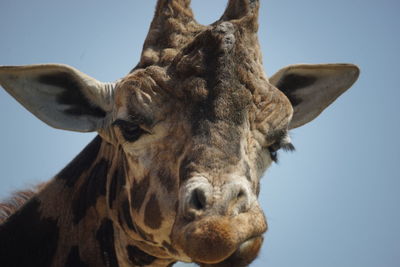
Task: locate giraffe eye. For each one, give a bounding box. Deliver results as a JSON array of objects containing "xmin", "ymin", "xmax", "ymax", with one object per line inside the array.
[
  {"xmin": 113, "ymin": 119, "xmax": 148, "ymax": 142},
  {"xmin": 268, "ymin": 144, "xmax": 280, "ymax": 162}
]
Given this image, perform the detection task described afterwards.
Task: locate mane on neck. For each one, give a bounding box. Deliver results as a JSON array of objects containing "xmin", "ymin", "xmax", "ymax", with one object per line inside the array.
[
  {"xmin": 0, "ymin": 136, "xmax": 104, "ymax": 225},
  {"xmin": 0, "ymin": 184, "xmax": 45, "ymax": 224}
]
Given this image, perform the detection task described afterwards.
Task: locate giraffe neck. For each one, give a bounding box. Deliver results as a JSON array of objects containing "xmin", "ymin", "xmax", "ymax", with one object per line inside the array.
[{"xmin": 0, "ymin": 136, "xmax": 175, "ymax": 267}]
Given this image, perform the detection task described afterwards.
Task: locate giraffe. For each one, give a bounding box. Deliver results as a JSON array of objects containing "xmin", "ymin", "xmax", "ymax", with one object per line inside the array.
[{"xmin": 0, "ymin": 0, "xmax": 359, "ymax": 266}]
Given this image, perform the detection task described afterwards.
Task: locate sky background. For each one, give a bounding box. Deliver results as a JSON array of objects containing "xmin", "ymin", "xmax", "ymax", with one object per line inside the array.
[{"xmin": 0, "ymin": 0, "xmax": 399, "ymax": 266}]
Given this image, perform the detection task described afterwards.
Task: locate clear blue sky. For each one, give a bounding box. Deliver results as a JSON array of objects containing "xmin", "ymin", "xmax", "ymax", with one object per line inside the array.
[{"xmin": 0, "ymin": 1, "xmax": 399, "ymax": 266}]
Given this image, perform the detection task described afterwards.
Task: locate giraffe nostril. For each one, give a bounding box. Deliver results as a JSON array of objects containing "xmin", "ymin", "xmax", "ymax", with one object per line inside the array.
[
  {"xmin": 190, "ymin": 188, "xmax": 207, "ymax": 211},
  {"xmin": 237, "ymin": 189, "xmax": 246, "ymax": 200},
  {"xmin": 226, "ymin": 185, "xmax": 251, "ymax": 215}
]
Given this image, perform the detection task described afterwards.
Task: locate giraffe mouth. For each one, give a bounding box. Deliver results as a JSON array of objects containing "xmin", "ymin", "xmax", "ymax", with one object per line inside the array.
[
  {"xmin": 172, "ymin": 208, "xmax": 267, "ymax": 264},
  {"xmin": 198, "ymin": 236, "xmax": 264, "ymax": 266}
]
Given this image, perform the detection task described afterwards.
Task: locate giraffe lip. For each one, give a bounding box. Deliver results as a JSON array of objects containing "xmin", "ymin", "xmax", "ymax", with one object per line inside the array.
[
  {"xmin": 202, "ymin": 236, "xmax": 264, "ymax": 266},
  {"xmin": 173, "ymin": 210, "xmax": 267, "ymax": 264}
]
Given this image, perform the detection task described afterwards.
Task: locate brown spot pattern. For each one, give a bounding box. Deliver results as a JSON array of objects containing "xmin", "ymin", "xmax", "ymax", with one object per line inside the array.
[
  {"xmin": 162, "ymin": 241, "xmax": 179, "ymax": 256},
  {"xmin": 157, "ymin": 168, "xmax": 176, "ymax": 192},
  {"xmin": 131, "ymin": 176, "xmax": 150, "ymax": 212},
  {"xmin": 108, "ymin": 163, "xmax": 126, "ymax": 209},
  {"xmin": 126, "ymin": 245, "xmax": 156, "ymax": 266},
  {"xmin": 57, "ymin": 135, "xmax": 102, "ymax": 187},
  {"xmin": 144, "ymin": 193, "xmax": 163, "ymax": 229},
  {"xmin": 72, "ymin": 159, "xmax": 109, "ymax": 224},
  {"xmin": 0, "ymin": 198, "xmax": 59, "ymax": 267}
]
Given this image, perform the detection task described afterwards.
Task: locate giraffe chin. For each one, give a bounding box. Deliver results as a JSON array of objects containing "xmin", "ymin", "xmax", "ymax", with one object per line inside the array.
[
  {"xmin": 174, "ymin": 212, "xmax": 267, "ymax": 265},
  {"xmin": 198, "ymin": 236, "xmax": 264, "ymax": 267}
]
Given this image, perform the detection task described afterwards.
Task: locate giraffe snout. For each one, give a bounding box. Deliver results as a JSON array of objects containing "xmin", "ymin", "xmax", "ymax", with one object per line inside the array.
[{"xmin": 174, "ymin": 178, "xmax": 266, "ymax": 264}]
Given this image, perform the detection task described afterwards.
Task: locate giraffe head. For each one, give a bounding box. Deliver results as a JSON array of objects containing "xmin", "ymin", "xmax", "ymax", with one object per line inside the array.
[{"xmin": 0, "ymin": 0, "xmax": 359, "ymax": 265}]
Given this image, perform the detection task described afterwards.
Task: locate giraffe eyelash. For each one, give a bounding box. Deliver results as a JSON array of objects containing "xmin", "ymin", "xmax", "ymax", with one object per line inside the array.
[
  {"xmin": 281, "ymin": 142, "xmax": 295, "ymax": 152},
  {"xmin": 268, "ymin": 132, "xmax": 295, "ymax": 163},
  {"xmin": 268, "ymin": 143, "xmax": 295, "ymax": 163}
]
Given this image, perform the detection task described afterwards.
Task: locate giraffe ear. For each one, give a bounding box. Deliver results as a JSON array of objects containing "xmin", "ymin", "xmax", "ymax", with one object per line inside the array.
[
  {"xmin": 270, "ymin": 64, "xmax": 360, "ymax": 129},
  {"xmin": 0, "ymin": 64, "xmax": 115, "ymax": 132}
]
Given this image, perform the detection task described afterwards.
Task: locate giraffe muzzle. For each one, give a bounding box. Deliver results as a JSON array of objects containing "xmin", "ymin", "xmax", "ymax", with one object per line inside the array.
[
  {"xmin": 172, "ymin": 206, "xmax": 267, "ymax": 264},
  {"xmin": 173, "ymin": 178, "xmax": 267, "ymax": 264}
]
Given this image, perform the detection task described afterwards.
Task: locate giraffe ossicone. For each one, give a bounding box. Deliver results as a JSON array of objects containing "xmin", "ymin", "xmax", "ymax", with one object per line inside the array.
[{"xmin": 0, "ymin": 0, "xmax": 359, "ymax": 266}]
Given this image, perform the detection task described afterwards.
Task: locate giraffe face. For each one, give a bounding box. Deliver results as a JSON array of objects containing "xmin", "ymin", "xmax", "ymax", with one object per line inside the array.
[
  {"xmin": 109, "ymin": 80, "xmax": 287, "ymax": 264},
  {"xmin": 0, "ymin": 0, "xmax": 360, "ymax": 265},
  {"xmin": 103, "ymin": 20, "xmax": 294, "ymax": 263}
]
